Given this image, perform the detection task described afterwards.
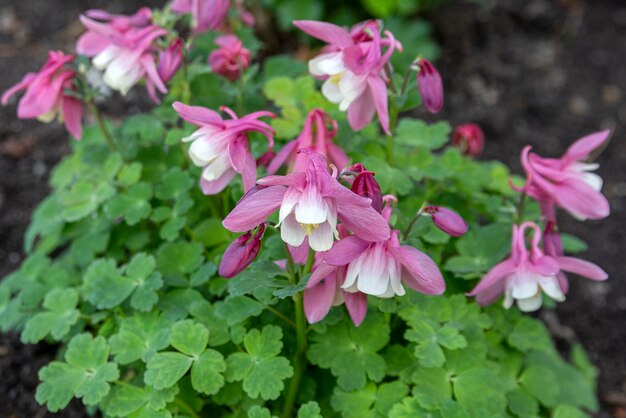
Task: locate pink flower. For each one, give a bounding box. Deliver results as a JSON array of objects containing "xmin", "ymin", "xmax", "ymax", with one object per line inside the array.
[
  {"xmin": 312, "ymin": 199, "xmax": 445, "ymax": 298},
  {"xmin": 452, "ymin": 123, "xmax": 484, "ymax": 156},
  {"xmin": 157, "ymin": 38, "xmax": 184, "ymax": 83},
  {"xmin": 235, "ymin": 0, "xmax": 255, "ymax": 27},
  {"xmin": 223, "ymin": 151, "xmax": 391, "ymax": 252},
  {"xmin": 2, "ymin": 51, "xmax": 83, "ymax": 139},
  {"xmin": 468, "ymin": 222, "xmax": 607, "ymax": 311},
  {"xmin": 267, "ymin": 109, "xmax": 348, "ymax": 175},
  {"xmin": 293, "ymin": 20, "xmax": 401, "ymax": 135},
  {"xmin": 171, "ymin": 0, "xmax": 230, "ymax": 33},
  {"xmin": 208, "ymin": 35, "xmax": 252, "ymax": 82},
  {"xmin": 423, "ymin": 206, "xmax": 468, "ymax": 237},
  {"xmin": 349, "ymin": 163, "xmax": 383, "ymax": 214},
  {"xmin": 519, "ymin": 130, "xmax": 610, "ymax": 220},
  {"xmin": 416, "ymin": 58, "xmax": 443, "ymax": 114},
  {"xmin": 173, "ymin": 102, "xmax": 275, "ymax": 194},
  {"xmin": 219, "ymin": 224, "xmax": 265, "ymax": 278},
  {"xmin": 77, "ymin": 9, "xmax": 168, "ymax": 102},
  {"xmin": 304, "ymin": 226, "xmax": 368, "ymax": 325}
]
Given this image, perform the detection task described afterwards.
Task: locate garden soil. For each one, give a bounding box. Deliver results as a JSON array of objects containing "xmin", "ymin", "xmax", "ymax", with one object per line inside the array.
[{"xmin": 0, "ymin": 0, "xmax": 624, "ymax": 417}]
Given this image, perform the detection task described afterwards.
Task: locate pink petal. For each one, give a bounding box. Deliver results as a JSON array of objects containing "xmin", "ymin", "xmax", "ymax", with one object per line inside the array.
[
  {"xmin": 347, "ymin": 89, "xmax": 376, "ymax": 132},
  {"xmin": 555, "ymin": 178, "xmax": 610, "ymax": 220},
  {"xmin": 223, "ymin": 185, "xmax": 286, "ymax": 232},
  {"xmin": 556, "ymin": 256, "xmax": 608, "ymax": 281},
  {"xmin": 475, "ymin": 280, "xmax": 505, "ymax": 306},
  {"xmin": 304, "ymin": 277, "xmax": 337, "ymax": 324},
  {"xmin": 76, "ymin": 32, "xmax": 110, "ymax": 56},
  {"xmin": 344, "ymin": 291, "xmax": 368, "ymax": 326},
  {"xmin": 392, "ymin": 245, "xmax": 445, "ymax": 295},
  {"xmin": 173, "ymin": 101, "xmax": 223, "ymax": 126},
  {"xmin": 467, "ymin": 260, "xmax": 516, "ymax": 296},
  {"xmin": 327, "ymin": 143, "xmax": 349, "ymax": 172},
  {"xmin": 563, "ymin": 130, "xmax": 610, "ymax": 164},
  {"xmin": 322, "ymin": 235, "xmax": 369, "ymax": 266},
  {"xmin": 1, "ymin": 73, "xmax": 36, "ymax": 105},
  {"xmin": 140, "ymin": 53, "xmax": 167, "ymax": 94},
  {"xmin": 293, "ymin": 20, "xmax": 353, "ymax": 48},
  {"xmin": 267, "ymin": 140, "xmax": 298, "ymax": 175},
  {"xmin": 61, "ymin": 95, "xmax": 83, "ymax": 140},
  {"xmin": 308, "ymin": 262, "xmax": 336, "ymax": 288},
  {"xmin": 228, "ymin": 138, "xmax": 256, "ymax": 192},
  {"xmin": 333, "ymin": 187, "xmax": 390, "ymax": 242},
  {"xmin": 367, "ymin": 76, "xmax": 390, "ymax": 135},
  {"xmin": 257, "ymin": 172, "xmax": 306, "ymax": 188},
  {"xmin": 289, "ymin": 239, "xmax": 310, "ymax": 265},
  {"xmin": 200, "ymin": 168, "xmax": 236, "ymax": 195},
  {"xmin": 530, "ymin": 255, "xmax": 560, "ymax": 276}
]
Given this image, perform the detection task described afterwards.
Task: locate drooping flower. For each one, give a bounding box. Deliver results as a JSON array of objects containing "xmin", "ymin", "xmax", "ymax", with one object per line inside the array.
[
  {"xmin": 423, "ymin": 206, "xmax": 468, "ymax": 237},
  {"xmin": 349, "ymin": 163, "xmax": 383, "ymax": 214},
  {"xmin": 468, "ymin": 222, "xmax": 607, "ymax": 312},
  {"xmin": 2, "ymin": 51, "xmax": 83, "ymax": 139},
  {"xmin": 304, "ymin": 226, "xmax": 368, "ymax": 325},
  {"xmin": 293, "ymin": 19, "xmax": 401, "ymax": 135},
  {"xmin": 223, "ymin": 150, "xmax": 391, "ymax": 252},
  {"xmin": 157, "ymin": 38, "xmax": 184, "ymax": 83},
  {"xmin": 173, "ymin": 102, "xmax": 275, "ymax": 194},
  {"xmin": 519, "ymin": 130, "xmax": 610, "ymax": 220},
  {"xmin": 219, "ymin": 224, "xmax": 265, "ymax": 278},
  {"xmin": 452, "ymin": 123, "xmax": 484, "ymax": 156},
  {"xmin": 267, "ymin": 109, "xmax": 348, "ymax": 175},
  {"xmin": 313, "ymin": 198, "xmax": 445, "ymax": 298},
  {"xmin": 208, "ymin": 35, "xmax": 252, "ymax": 82},
  {"xmin": 416, "ymin": 58, "xmax": 443, "ymax": 114},
  {"xmin": 171, "ymin": 0, "xmax": 230, "ymax": 33},
  {"xmin": 77, "ymin": 8, "xmax": 168, "ymax": 102}
]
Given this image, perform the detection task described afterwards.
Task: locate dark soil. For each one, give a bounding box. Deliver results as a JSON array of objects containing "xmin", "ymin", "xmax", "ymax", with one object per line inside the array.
[{"xmin": 0, "ymin": 0, "xmax": 624, "ymax": 417}]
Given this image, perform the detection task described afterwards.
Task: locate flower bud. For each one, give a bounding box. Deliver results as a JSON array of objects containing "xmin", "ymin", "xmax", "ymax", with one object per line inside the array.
[
  {"xmin": 350, "ymin": 163, "xmax": 383, "ymax": 213},
  {"xmin": 208, "ymin": 34, "xmax": 252, "ymax": 82},
  {"xmin": 452, "ymin": 123, "xmax": 484, "ymax": 157},
  {"xmin": 219, "ymin": 224, "xmax": 265, "ymax": 278},
  {"xmin": 542, "ymin": 221, "xmax": 563, "ymax": 257},
  {"xmin": 256, "ymin": 150, "xmax": 276, "ymax": 169},
  {"xmin": 416, "ymin": 58, "xmax": 443, "ymax": 114},
  {"xmin": 423, "ymin": 206, "xmax": 467, "ymax": 237},
  {"xmin": 157, "ymin": 39, "xmax": 184, "ymax": 83}
]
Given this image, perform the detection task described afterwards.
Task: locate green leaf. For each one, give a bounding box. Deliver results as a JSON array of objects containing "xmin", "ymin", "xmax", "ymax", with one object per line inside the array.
[
  {"xmin": 84, "ymin": 259, "xmax": 134, "ymax": 309},
  {"xmin": 388, "ymin": 397, "xmax": 430, "ymax": 418},
  {"xmin": 508, "ymin": 317, "xmax": 554, "ymax": 354},
  {"xmin": 60, "ymin": 180, "xmax": 115, "ymax": 222},
  {"xmin": 156, "ymin": 241, "xmax": 204, "ymax": 279},
  {"xmin": 144, "ymin": 352, "xmax": 193, "ymax": 389},
  {"xmin": 169, "ymin": 320, "xmax": 209, "ymax": 356},
  {"xmin": 21, "ymin": 288, "xmax": 80, "ymax": 343},
  {"xmin": 309, "ymin": 314, "xmax": 389, "ymax": 391},
  {"xmin": 109, "ymin": 312, "xmax": 173, "ymax": 364},
  {"xmin": 298, "ymin": 401, "xmax": 322, "ymax": 418},
  {"xmin": 552, "ymin": 404, "xmax": 590, "ymax": 418},
  {"xmin": 247, "ymin": 405, "xmax": 276, "ymax": 418},
  {"xmin": 104, "ymin": 384, "xmax": 178, "ymax": 418},
  {"xmin": 225, "ymin": 326, "xmax": 293, "ymax": 400},
  {"xmin": 396, "ymin": 119, "xmax": 451, "ymax": 150},
  {"xmin": 227, "ymin": 260, "xmax": 285, "ymax": 297},
  {"xmin": 189, "ymin": 300, "xmax": 230, "ymax": 346},
  {"xmin": 507, "ymin": 388, "xmax": 539, "ymax": 418},
  {"xmin": 117, "ymin": 162, "xmax": 143, "ymax": 187},
  {"xmin": 453, "ymin": 368, "xmax": 507, "ymax": 415},
  {"xmin": 331, "ymin": 383, "xmax": 377, "ymax": 418},
  {"xmin": 411, "ymin": 366, "xmax": 453, "ymax": 409},
  {"xmin": 520, "ymin": 365, "xmax": 559, "ymax": 407},
  {"xmin": 104, "ymin": 182, "xmax": 152, "ymax": 226},
  {"xmin": 215, "ymin": 295, "xmax": 265, "ymax": 326},
  {"xmin": 560, "ymin": 234, "xmax": 588, "ymax": 254},
  {"xmin": 36, "ymin": 334, "xmax": 119, "ymax": 411},
  {"xmin": 191, "ymin": 349, "xmax": 226, "ymax": 395}
]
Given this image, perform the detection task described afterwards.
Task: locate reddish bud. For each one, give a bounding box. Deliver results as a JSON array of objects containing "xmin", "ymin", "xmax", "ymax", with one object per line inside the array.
[
  {"xmin": 416, "ymin": 58, "xmax": 443, "ymax": 113},
  {"xmin": 157, "ymin": 38, "xmax": 184, "ymax": 83},
  {"xmin": 423, "ymin": 206, "xmax": 467, "ymax": 237},
  {"xmin": 208, "ymin": 34, "xmax": 252, "ymax": 82},
  {"xmin": 542, "ymin": 221, "xmax": 563, "ymax": 257},
  {"xmin": 256, "ymin": 150, "xmax": 276, "ymax": 169},
  {"xmin": 219, "ymin": 224, "xmax": 265, "ymax": 278},
  {"xmin": 350, "ymin": 163, "xmax": 383, "ymax": 213},
  {"xmin": 452, "ymin": 123, "xmax": 484, "ymax": 157}
]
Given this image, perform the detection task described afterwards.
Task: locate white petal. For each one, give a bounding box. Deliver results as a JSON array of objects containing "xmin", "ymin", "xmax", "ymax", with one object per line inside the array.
[
  {"xmin": 539, "ymin": 276, "xmax": 566, "ymax": 302},
  {"xmin": 510, "ymin": 273, "xmax": 540, "ymax": 299},
  {"xmin": 295, "ymin": 187, "xmax": 327, "ymax": 224},
  {"xmin": 388, "ymin": 258, "xmax": 405, "ymax": 296},
  {"xmin": 189, "ymin": 138, "xmax": 219, "ymax": 166},
  {"xmin": 356, "ymin": 245, "xmax": 389, "ymax": 296},
  {"xmin": 337, "ymin": 72, "xmax": 368, "ymax": 109},
  {"xmin": 516, "ymin": 293, "xmax": 543, "ymax": 312},
  {"xmin": 92, "ymin": 46, "xmax": 119, "ymax": 71},
  {"xmin": 322, "ymin": 77, "xmax": 344, "ymax": 104},
  {"xmin": 309, "ymin": 52, "xmax": 344, "ymax": 76},
  {"xmin": 278, "ymin": 188, "xmax": 301, "ymax": 225},
  {"xmin": 308, "ymin": 221, "xmax": 334, "ymax": 252},
  {"xmin": 343, "ymin": 254, "xmax": 364, "ymax": 290},
  {"xmin": 280, "ymin": 213, "xmax": 307, "ymax": 247},
  {"xmin": 202, "ymin": 153, "xmax": 231, "ymax": 181}
]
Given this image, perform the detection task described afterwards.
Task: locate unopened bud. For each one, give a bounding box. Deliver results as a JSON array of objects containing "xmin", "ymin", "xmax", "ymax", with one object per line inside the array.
[
  {"xmin": 219, "ymin": 224, "xmax": 265, "ymax": 278},
  {"xmin": 452, "ymin": 123, "xmax": 484, "ymax": 157},
  {"xmin": 416, "ymin": 58, "xmax": 443, "ymax": 114},
  {"xmin": 157, "ymin": 38, "xmax": 183, "ymax": 83},
  {"xmin": 350, "ymin": 163, "xmax": 383, "ymax": 213},
  {"xmin": 423, "ymin": 206, "xmax": 467, "ymax": 237}
]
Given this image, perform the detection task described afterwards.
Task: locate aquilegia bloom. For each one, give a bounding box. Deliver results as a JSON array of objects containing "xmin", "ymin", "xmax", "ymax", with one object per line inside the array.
[
  {"xmin": 157, "ymin": 38, "xmax": 184, "ymax": 83},
  {"xmin": 171, "ymin": 0, "xmax": 230, "ymax": 33},
  {"xmin": 316, "ymin": 198, "xmax": 445, "ymax": 297},
  {"xmin": 77, "ymin": 8, "xmax": 168, "ymax": 102},
  {"xmin": 173, "ymin": 102, "xmax": 275, "ymax": 194},
  {"xmin": 304, "ymin": 226, "xmax": 368, "ymax": 326},
  {"xmin": 223, "ymin": 151, "xmax": 390, "ymax": 252},
  {"xmin": 208, "ymin": 35, "xmax": 252, "ymax": 82},
  {"xmin": 416, "ymin": 58, "xmax": 443, "ymax": 114},
  {"xmin": 219, "ymin": 224, "xmax": 265, "ymax": 278},
  {"xmin": 294, "ymin": 19, "xmax": 401, "ymax": 135},
  {"xmin": 267, "ymin": 109, "xmax": 348, "ymax": 175},
  {"xmin": 468, "ymin": 222, "xmax": 607, "ymax": 311},
  {"xmin": 2, "ymin": 51, "xmax": 83, "ymax": 139},
  {"xmin": 452, "ymin": 123, "xmax": 484, "ymax": 157},
  {"xmin": 519, "ymin": 130, "xmax": 610, "ymax": 220}
]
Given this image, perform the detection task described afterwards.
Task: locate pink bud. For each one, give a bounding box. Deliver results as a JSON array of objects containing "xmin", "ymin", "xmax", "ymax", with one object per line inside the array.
[
  {"xmin": 219, "ymin": 224, "xmax": 265, "ymax": 278},
  {"xmin": 416, "ymin": 58, "xmax": 443, "ymax": 114},
  {"xmin": 256, "ymin": 150, "xmax": 276, "ymax": 169},
  {"xmin": 208, "ymin": 34, "xmax": 252, "ymax": 82},
  {"xmin": 350, "ymin": 163, "xmax": 383, "ymax": 213},
  {"xmin": 423, "ymin": 206, "xmax": 467, "ymax": 237},
  {"xmin": 542, "ymin": 221, "xmax": 563, "ymax": 257},
  {"xmin": 452, "ymin": 123, "xmax": 484, "ymax": 157},
  {"xmin": 157, "ymin": 39, "xmax": 184, "ymax": 83}
]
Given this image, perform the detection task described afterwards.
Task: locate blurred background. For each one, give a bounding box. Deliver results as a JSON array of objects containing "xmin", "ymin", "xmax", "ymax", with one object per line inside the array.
[{"xmin": 0, "ymin": 0, "xmax": 624, "ymax": 417}]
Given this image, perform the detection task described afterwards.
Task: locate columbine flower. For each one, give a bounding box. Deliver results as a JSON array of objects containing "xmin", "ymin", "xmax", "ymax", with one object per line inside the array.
[
  {"xmin": 519, "ymin": 130, "xmax": 610, "ymax": 220},
  {"xmin": 219, "ymin": 224, "xmax": 265, "ymax": 278},
  {"xmin": 468, "ymin": 221, "xmax": 606, "ymax": 312},
  {"xmin": 173, "ymin": 102, "xmax": 275, "ymax": 194},
  {"xmin": 171, "ymin": 0, "xmax": 230, "ymax": 33},
  {"xmin": 349, "ymin": 163, "xmax": 383, "ymax": 214},
  {"xmin": 77, "ymin": 8, "xmax": 168, "ymax": 102},
  {"xmin": 208, "ymin": 35, "xmax": 252, "ymax": 82},
  {"xmin": 304, "ymin": 226, "xmax": 368, "ymax": 325},
  {"xmin": 2, "ymin": 51, "xmax": 83, "ymax": 139},
  {"xmin": 423, "ymin": 206, "xmax": 468, "ymax": 237},
  {"xmin": 315, "ymin": 198, "xmax": 445, "ymax": 297},
  {"xmin": 223, "ymin": 151, "xmax": 391, "ymax": 252},
  {"xmin": 157, "ymin": 38, "xmax": 184, "ymax": 83},
  {"xmin": 452, "ymin": 123, "xmax": 484, "ymax": 156},
  {"xmin": 267, "ymin": 109, "xmax": 348, "ymax": 175},
  {"xmin": 416, "ymin": 58, "xmax": 443, "ymax": 113},
  {"xmin": 293, "ymin": 19, "xmax": 401, "ymax": 135}
]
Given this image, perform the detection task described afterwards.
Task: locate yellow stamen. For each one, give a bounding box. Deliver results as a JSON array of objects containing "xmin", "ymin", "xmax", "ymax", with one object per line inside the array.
[{"xmin": 300, "ymin": 223, "xmax": 320, "ymax": 235}]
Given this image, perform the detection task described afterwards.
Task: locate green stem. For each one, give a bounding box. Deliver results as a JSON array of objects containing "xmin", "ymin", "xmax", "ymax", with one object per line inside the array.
[
  {"xmin": 281, "ymin": 292, "xmax": 307, "ymax": 418},
  {"xmin": 267, "ymin": 306, "xmax": 297, "ymax": 329},
  {"xmin": 173, "ymin": 398, "xmax": 201, "ymax": 418},
  {"xmin": 181, "ymin": 44, "xmax": 191, "ymax": 103},
  {"xmin": 515, "ymin": 192, "xmax": 527, "ymax": 223},
  {"xmin": 402, "ymin": 205, "xmax": 426, "ymax": 240},
  {"xmin": 87, "ymin": 100, "xmax": 117, "ymax": 152},
  {"xmin": 282, "ymin": 241, "xmax": 297, "ymax": 284},
  {"xmin": 386, "ymin": 101, "xmax": 399, "ymax": 165}
]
